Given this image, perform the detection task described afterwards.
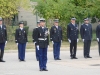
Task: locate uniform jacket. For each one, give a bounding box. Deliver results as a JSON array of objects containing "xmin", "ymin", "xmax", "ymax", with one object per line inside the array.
[
  {"xmin": 96, "ymin": 25, "xmax": 100, "ymax": 38},
  {"xmin": 36, "ymin": 27, "xmax": 49, "ymax": 48},
  {"xmin": 50, "ymin": 26, "xmax": 62, "ymax": 42},
  {"xmin": 0, "ymin": 25, "xmax": 7, "ymax": 43},
  {"xmin": 80, "ymin": 23, "xmax": 92, "ymax": 40},
  {"xmin": 67, "ymin": 23, "xmax": 79, "ymax": 40},
  {"xmin": 15, "ymin": 28, "xmax": 28, "ymax": 43},
  {"xmin": 32, "ymin": 27, "xmax": 38, "ymax": 43}
]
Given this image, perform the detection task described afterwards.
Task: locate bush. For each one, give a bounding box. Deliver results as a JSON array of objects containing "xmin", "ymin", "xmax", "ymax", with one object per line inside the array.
[{"xmin": 7, "ymin": 26, "xmax": 29, "ymax": 41}]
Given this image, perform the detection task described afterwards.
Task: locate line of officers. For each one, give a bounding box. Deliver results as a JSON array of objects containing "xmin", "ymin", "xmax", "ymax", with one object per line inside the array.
[{"xmin": 0, "ymin": 17, "xmax": 100, "ymax": 71}]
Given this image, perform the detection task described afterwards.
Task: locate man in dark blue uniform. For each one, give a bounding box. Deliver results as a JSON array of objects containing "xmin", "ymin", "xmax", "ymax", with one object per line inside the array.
[
  {"xmin": 0, "ymin": 17, "xmax": 7, "ymax": 62},
  {"xmin": 67, "ymin": 18, "xmax": 79, "ymax": 59},
  {"xmin": 80, "ymin": 18, "xmax": 92, "ymax": 58},
  {"xmin": 32, "ymin": 21, "xmax": 40, "ymax": 61},
  {"xmin": 96, "ymin": 20, "xmax": 100, "ymax": 56},
  {"xmin": 36, "ymin": 18, "xmax": 49, "ymax": 71},
  {"xmin": 15, "ymin": 21, "xmax": 28, "ymax": 61},
  {"xmin": 50, "ymin": 19, "xmax": 62, "ymax": 60}
]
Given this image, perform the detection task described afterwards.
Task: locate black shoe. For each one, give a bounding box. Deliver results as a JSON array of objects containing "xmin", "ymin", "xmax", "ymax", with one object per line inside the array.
[
  {"xmin": 73, "ymin": 57, "xmax": 78, "ymax": 59},
  {"xmin": 84, "ymin": 56, "xmax": 87, "ymax": 58},
  {"xmin": 54, "ymin": 58, "xmax": 58, "ymax": 60},
  {"xmin": 0, "ymin": 60, "xmax": 5, "ymax": 62},
  {"xmin": 57, "ymin": 58, "xmax": 61, "ymax": 60},
  {"xmin": 87, "ymin": 56, "xmax": 92, "ymax": 58},
  {"xmin": 43, "ymin": 69, "xmax": 48, "ymax": 71},
  {"xmin": 40, "ymin": 69, "xmax": 43, "ymax": 71},
  {"xmin": 71, "ymin": 57, "xmax": 73, "ymax": 59}
]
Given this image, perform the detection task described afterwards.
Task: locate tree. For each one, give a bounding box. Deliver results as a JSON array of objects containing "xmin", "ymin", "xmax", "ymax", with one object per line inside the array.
[
  {"xmin": 0, "ymin": 0, "xmax": 31, "ymax": 25},
  {"xmin": 33, "ymin": 0, "xmax": 100, "ymax": 40}
]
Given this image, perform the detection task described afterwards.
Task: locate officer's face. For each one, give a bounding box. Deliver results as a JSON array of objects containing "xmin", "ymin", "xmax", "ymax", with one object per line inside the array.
[
  {"xmin": 84, "ymin": 20, "xmax": 89, "ymax": 24},
  {"xmin": 0, "ymin": 21, "xmax": 2, "ymax": 25},
  {"xmin": 71, "ymin": 20, "xmax": 75, "ymax": 24},
  {"xmin": 54, "ymin": 22, "xmax": 59, "ymax": 26},
  {"xmin": 19, "ymin": 24, "xmax": 24, "ymax": 28},
  {"xmin": 37, "ymin": 23, "xmax": 40, "ymax": 27},
  {"xmin": 40, "ymin": 22, "xmax": 45, "ymax": 27}
]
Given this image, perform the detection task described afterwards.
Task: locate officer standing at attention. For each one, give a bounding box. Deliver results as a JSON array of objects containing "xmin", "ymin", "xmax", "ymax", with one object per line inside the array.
[
  {"xmin": 80, "ymin": 18, "xmax": 92, "ymax": 58},
  {"xmin": 96, "ymin": 20, "xmax": 100, "ymax": 56},
  {"xmin": 15, "ymin": 21, "xmax": 28, "ymax": 61},
  {"xmin": 32, "ymin": 21, "xmax": 40, "ymax": 61},
  {"xmin": 50, "ymin": 19, "xmax": 62, "ymax": 60},
  {"xmin": 67, "ymin": 18, "xmax": 79, "ymax": 59},
  {"xmin": 0, "ymin": 17, "xmax": 7, "ymax": 62},
  {"xmin": 36, "ymin": 18, "xmax": 49, "ymax": 71}
]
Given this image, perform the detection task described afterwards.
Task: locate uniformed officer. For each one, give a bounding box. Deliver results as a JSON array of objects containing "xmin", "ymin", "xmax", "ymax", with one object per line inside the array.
[
  {"xmin": 0, "ymin": 17, "xmax": 7, "ymax": 62},
  {"xmin": 50, "ymin": 19, "xmax": 62, "ymax": 60},
  {"xmin": 15, "ymin": 21, "xmax": 28, "ymax": 61},
  {"xmin": 35, "ymin": 18, "xmax": 49, "ymax": 71},
  {"xmin": 80, "ymin": 18, "xmax": 92, "ymax": 58},
  {"xmin": 67, "ymin": 18, "xmax": 79, "ymax": 59},
  {"xmin": 96, "ymin": 20, "xmax": 100, "ymax": 56},
  {"xmin": 32, "ymin": 21, "xmax": 40, "ymax": 61}
]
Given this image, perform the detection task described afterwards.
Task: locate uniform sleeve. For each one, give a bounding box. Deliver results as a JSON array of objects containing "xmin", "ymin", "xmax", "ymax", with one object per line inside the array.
[
  {"xmin": 80, "ymin": 25, "xmax": 84, "ymax": 39},
  {"xmin": 50, "ymin": 27, "xmax": 53, "ymax": 41},
  {"xmin": 15, "ymin": 29, "xmax": 18, "ymax": 43},
  {"xmin": 91, "ymin": 25, "xmax": 93, "ymax": 39},
  {"xmin": 77, "ymin": 26, "xmax": 79, "ymax": 38},
  {"xmin": 35, "ymin": 28, "xmax": 39, "ymax": 45},
  {"xmin": 5, "ymin": 26, "xmax": 7, "ymax": 41},
  {"xmin": 32, "ymin": 29, "xmax": 36, "ymax": 42},
  {"xmin": 25, "ymin": 29, "xmax": 28, "ymax": 42},
  {"xmin": 47, "ymin": 28, "xmax": 49, "ymax": 45},
  {"xmin": 67, "ymin": 25, "xmax": 70, "ymax": 39},
  {"xmin": 96, "ymin": 26, "xmax": 99, "ymax": 38},
  {"xmin": 61, "ymin": 27, "xmax": 63, "ymax": 40}
]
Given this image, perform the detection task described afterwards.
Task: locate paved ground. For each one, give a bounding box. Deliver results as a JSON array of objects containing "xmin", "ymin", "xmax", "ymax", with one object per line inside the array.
[{"xmin": 0, "ymin": 50, "xmax": 100, "ymax": 75}]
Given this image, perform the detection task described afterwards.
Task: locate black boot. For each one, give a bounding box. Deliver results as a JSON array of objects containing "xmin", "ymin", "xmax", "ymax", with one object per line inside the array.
[{"xmin": 0, "ymin": 50, "xmax": 5, "ymax": 62}]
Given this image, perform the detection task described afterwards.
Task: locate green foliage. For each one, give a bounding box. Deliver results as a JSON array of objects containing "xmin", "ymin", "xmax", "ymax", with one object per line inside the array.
[
  {"xmin": 7, "ymin": 26, "xmax": 29, "ymax": 41},
  {"xmin": 33, "ymin": 0, "xmax": 100, "ymax": 41},
  {"xmin": 0, "ymin": 0, "xmax": 30, "ymax": 18}
]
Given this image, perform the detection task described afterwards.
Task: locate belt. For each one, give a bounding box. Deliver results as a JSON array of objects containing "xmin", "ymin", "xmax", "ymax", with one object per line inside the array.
[{"xmin": 38, "ymin": 38, "xmax": 47, "ymax": 40}]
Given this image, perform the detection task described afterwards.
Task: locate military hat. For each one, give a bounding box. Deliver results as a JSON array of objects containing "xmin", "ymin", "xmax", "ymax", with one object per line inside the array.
[
  {"xmin": 98, "ymin": 20, "xmax": 100, "ymax": 22},
  {"xmin": 0, "ymin": 17, "xmax": 2, "ymax": 21},
  {"xmin": 40, "ymin": 18, "xmax": 45, "ymax": 22},
  {"xmin": 84, "ymin": 18, "xmax": 89, "ymax": 21},
  {"xmin": 19, "ymin": 21, "xmax": 24, "ymax": 25},
  {"xmin": 37, "ymin": 21, "xmax": 40, "ymax": 24},
  {"xmin": 71, "ymin": 18, "xmax": 76, "ymax": 20},
  {"xmin": 54, "ymin": 19, "xmax": 59, "ymax": 23}
]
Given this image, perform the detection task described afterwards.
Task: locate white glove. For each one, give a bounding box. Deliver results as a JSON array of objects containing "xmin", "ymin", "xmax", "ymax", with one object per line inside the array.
[
  {"xmin": 61, "ymin": 40, "xmax": 62, "ymax": 43},
  {"xmin": 16, "ymin": 43, "xmax": 18, "ymax": 45},
  {"xmin": 37, "ymin": 45, "xmax": 39, "ymax": 50},
  {"xmin": 77, "ymin": 39, "xmax": 79, "ymax": 43},
  {"xmin": 68, "ymin": 39, "xmax": 71, "ymax": 43},
  {"xmin": 83, "ymin": 39, "xmax": 84, "ymax": 42},
  {"xmin": 34, "ymin": 42, "xmax": 36, "ymax": 45},
  {"xmin": 5, "ymin": 41, "xmax": 7, "ymax": 44},
  {"xmin": 52, "ymin": 41, "xmax": 54, "ymax": 44},
  {"xmin": 97, "ymin": 38, "xmax": 99, "ymax": 42}
]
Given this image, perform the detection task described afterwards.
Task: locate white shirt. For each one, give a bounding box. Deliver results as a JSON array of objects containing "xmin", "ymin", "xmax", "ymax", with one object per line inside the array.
[
  {"xmin": 0, "ymin": 25, "xmax": 2, "ymax": 28},
  {"xmin": 56, "ymin": 26, "xmax": 58, "ymax": 29},
  {"xmin": 20, "ymin": 27, "xmax": 23, "ymax": 30}
]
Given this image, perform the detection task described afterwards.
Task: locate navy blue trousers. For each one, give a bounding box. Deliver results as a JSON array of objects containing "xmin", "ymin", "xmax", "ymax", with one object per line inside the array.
[
  {"xmin": 18, "ymin": 43, "xmax": 26, "ymax": 60},
  {"xmin": 53, "ymin": 42, "xmax": 61, "ymax": 59},
  {"xmin": 35, "ymin": 45, "xmax": 39, "ymax": 60},
  {"xmin": 39, "ymin": 48, "xmax": 47, "ymax": 69},
  {"xmin": 0, "ymin": 43, "xmax": 5, "ymax": 51},
  {"xmin": 0, "ymin": 43, "xmax": 5, "ymax": 60}
]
